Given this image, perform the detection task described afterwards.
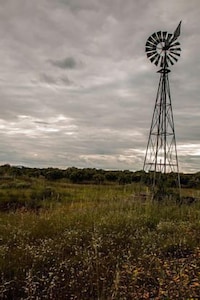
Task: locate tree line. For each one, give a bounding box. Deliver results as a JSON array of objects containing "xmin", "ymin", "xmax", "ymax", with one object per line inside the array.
[{"xmin": 0, "ymin": 164, "xmax": 199, "ymax": 188}]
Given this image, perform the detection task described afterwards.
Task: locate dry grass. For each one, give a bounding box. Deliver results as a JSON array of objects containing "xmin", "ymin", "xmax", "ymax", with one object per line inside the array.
[{"xmin": 0, "ymin": 181, "xmax": 200, "ymax": 299}]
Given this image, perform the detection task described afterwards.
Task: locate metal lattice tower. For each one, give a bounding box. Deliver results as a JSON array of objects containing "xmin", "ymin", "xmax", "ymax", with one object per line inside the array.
[{"xmin": 143, "ymin": 22, "xmax": 182, "ymax": 193}]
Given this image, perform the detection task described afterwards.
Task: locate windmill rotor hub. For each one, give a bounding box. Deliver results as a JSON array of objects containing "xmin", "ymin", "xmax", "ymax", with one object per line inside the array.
[{"xmin": 163, "ymin": 45, "xmax": 169, "ymax": 50}]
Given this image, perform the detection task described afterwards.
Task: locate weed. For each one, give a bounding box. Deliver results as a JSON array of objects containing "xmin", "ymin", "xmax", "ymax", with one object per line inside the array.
[{"xmin": 0, "ymin": 180, "xmax": 200, "ymax": 298}]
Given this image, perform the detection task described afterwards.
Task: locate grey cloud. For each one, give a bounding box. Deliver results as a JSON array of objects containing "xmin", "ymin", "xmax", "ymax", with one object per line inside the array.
[
  {"xmin": 59, "ymin": 0, "xmax": 100, "ymax": 12},
  {"xmin": 49, "ymin": 57, "xmax": 80, "ymax": 69},
  {"xmin": 0, "ymin": 0, "xmax": 199, "ymax": 172},
  {"xmin": 34, "ymin": 121, "xmax": 50, "ymax": 125},
  {"xmin": 60, "ymin": 76, "xmax": 72, "ymax": 85},
  {"xmin": 40, "ymin": 73, "xmax": 72, "ymax": 86},
  {"xmin": 40, "ymin": 73, "xmax": 57, "ymax": 84}
]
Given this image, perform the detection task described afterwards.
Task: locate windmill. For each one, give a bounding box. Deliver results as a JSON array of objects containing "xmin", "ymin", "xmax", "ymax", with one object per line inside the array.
[{"xmin": 143, "ymin": 22, "xmax": 182, "ymax": 198}]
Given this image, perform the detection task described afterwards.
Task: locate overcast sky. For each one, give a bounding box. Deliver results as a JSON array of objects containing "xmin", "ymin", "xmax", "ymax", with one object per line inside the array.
[{"xmin": 0, "ymin": 0, "xmax": 199, "ymax": 172}]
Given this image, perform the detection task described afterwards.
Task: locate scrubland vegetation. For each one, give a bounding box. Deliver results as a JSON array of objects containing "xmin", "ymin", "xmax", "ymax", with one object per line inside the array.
[{"xmin": 0, "ymin": 165, "xmax": 200, "ymax": 299}]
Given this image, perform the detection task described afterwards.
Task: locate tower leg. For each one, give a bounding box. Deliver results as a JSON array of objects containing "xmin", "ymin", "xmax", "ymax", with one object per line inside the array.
[{"xmin": 143, "ymin": 69, "xmax": 181, "ymax": 200}]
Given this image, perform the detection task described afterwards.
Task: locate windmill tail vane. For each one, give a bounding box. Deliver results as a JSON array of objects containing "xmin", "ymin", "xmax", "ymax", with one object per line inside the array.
[
  {"xmin": 143, "ymin": 22, "xmax": 182, "ymax": 197},
  {"xmin": 173, "ymin": 20, "xmax": 182, "ymax": 39}
]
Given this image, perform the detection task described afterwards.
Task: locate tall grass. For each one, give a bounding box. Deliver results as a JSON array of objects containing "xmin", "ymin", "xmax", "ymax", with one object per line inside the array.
[{"xmin": 0, "ymin": 181, "xmax": 200, "ymax": 299}]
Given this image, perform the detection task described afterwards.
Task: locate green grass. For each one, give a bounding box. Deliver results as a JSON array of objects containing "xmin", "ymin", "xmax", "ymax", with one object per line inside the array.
[{"xmin": 0, "ymin": 180, "xmax": 200, "ymax": 299}]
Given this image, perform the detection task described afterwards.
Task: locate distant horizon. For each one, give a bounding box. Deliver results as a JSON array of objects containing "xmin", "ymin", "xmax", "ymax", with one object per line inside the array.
[{"xmin": 0, "ymin": 163, "xmax": 199, "ymax": 175}]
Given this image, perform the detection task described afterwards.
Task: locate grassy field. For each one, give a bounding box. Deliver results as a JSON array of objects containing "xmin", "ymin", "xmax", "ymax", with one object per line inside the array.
[{"xmin": 0, "ymin": 179, "xmax": 200, "ymax": 299}]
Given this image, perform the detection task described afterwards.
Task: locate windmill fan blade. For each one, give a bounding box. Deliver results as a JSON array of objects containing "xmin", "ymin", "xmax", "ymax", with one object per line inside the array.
[
  {"xmin": 146, "ymin": 50, "xmax": 157, "ymax": 58},
  {"xmin": 146, "ymin": 48, "xmax": 154, "ymax": 54},
  {"xmin": 146, "ymin": 41, "xmax": 157, "ymax": 47},
  {"xmin": 170, "ymin": 41, "xmax": 180, "ymax": 47},
  {"xmin": 147, "ymin": 52, "xmax": 157, "ymax": 60},
  {"xmin": 150, "ymin": 53, "xmax": 159, "ymax": 63},
  {"xmin": 157, "ymin": 31, "xmax": 162, "ymax": 41},
  {"xmin": 146, "ymin": 44, "xmax": 156, "ymax": 51},
  {"xmin": 146, "ymin": 40, "xmax": 155, "ymax": 47},
  {"xmin": 146, "ymin": 50, "xmax": 157, "ymax": 57},
  {"xmin": 152, "ymin": 32, "xmax": 159, "ymax": 42},
  {"xmin": 146, "ymin": 48, "xmax": 156, "ymax": 54},
  {"xmin": 152, "ymin": 32, "xmax": 160, "ymax": 44},
  {"xmin": 146, "ymin": 37, "xmax": 156, "ymax": 45},
  {"xmin": 146, "ymin": 48, "xmax": 155, "ymax": 53},
  {"xmin": 149, "ymin": 52, "xmax": 158, "ymax": 61},
  {"xmin": 162, "ymin": 31, "xmax": 167, "ymax": 41},
  {"xmin": 170, "ymin": 47, "xmax": 181, "ymax": 51},
  {"xmin": 145, "ymin": 46, "xmax": 152, "ymax": 50},
  {"xmin": 148, "ymin": 53, "xmax": 157, "ymax": 62},
  {"xmin": 154, "ymin": 54, "xmax": 161, "ymax": 66},
  {"xmin": 146, "ymin": 46, "xmax": 154, "ymax": 51},
  {"xmin": 170, "ymin": 51, "xmax": 181, "ymax": 57},
  {"xmin": 166, "ymin": 33, "xmax": 173, "ymax": 42},
  {"xmin": 146, "ymin": 40, "xmax": 152, "ymax": 46},
  {"xmin": 169, "ymin": 53, "xmax": 178, "ymax": 62},
  {"xmin": 146, "ymin": 42, "xmax": 155, "ymax": 49},
  {"xmin": 166, "ymin": 55, "xmax": 174, "ymax": 66},
  {"xmin": 148, "ymin": 36, "xmax": 157, "ymax": 45}
]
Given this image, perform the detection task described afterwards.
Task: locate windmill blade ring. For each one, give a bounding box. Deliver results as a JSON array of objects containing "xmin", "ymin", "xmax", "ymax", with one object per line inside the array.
[{"xmin": 145, "ymin": 31, "xmax": 181, "ymax": 68}]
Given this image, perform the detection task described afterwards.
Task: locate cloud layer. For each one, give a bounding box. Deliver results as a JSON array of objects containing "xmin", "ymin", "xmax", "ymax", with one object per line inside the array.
[{"xmin": 0, "ymin": 0, "xmax": 199, "ymax": 172}]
